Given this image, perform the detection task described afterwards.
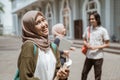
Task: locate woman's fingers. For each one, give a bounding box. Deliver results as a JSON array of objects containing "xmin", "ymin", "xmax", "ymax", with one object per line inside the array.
[{"xmin": 57, "ymin": 67, "xmax": 70, "ymax": 78}]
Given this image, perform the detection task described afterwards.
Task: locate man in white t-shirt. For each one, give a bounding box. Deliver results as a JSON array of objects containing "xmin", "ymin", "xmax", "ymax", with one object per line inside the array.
[{"xmin": 81, "ymin": 12, "xmax": 110, "ymax": 80}]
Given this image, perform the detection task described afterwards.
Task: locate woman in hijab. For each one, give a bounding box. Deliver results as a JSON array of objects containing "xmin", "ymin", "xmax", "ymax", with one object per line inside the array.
[
  {"xmin": 52, "ymin": 23, "xmax": 75, "ymax": 66},
  {"xmin": 52, "ymin": 23, "xmax": 69, "ymax": 66},
  {"xmin": 17, "ymin": 10, "xmax": 69, "ymax": 80},
  {"xmin": 52, "ymin": 23, "xmax": 66, "ymax": 38}
]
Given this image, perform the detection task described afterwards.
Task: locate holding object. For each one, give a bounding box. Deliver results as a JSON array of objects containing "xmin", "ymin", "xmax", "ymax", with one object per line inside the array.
[
  {"xmin": 81, "ymin": 45, "xmax": 88, "ymax": 55},
  {"xmin": 81, "ymin": 27, "xmax": 90, "ymax": 55},
  {"xmin": 59, "ymin": 38, "xmax": 73, "ymax": 51}
]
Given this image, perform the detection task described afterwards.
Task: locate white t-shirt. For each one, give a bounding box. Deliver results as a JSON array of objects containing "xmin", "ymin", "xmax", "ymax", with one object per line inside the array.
[
  {"xmin": 34, "ymin": 48, "xmax": 56, "ymax": 80},
  {"xmin": 83, "ymin": 26, "xmax": 110, "ymax": 59}
]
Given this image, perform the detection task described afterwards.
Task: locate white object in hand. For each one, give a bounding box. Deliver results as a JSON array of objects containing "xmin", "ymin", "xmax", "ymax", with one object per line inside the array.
[{"xmin": 64, "ymin": 58, "xmax": 72, "ymax": 68}]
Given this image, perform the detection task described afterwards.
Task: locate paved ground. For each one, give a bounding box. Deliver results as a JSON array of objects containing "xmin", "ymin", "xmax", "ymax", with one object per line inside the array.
[
  {"xmin": 0, "ymin": 36, "xmax": 120, "ymax": 80},
  {"xmin": 68, "ymin": 49, "xmax": 120, "ymax": 80}
]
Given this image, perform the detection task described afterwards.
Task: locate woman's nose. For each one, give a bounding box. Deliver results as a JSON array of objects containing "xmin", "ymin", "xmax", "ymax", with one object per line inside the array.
[{"xmin": 41, "ymin": 22, "xmax": 46, "ymax": 28}]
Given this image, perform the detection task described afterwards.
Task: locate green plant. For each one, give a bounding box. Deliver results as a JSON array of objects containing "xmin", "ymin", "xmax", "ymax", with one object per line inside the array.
[{"xmin": 0, "ymin": 2, "xmax": 4, "ymax": 12}]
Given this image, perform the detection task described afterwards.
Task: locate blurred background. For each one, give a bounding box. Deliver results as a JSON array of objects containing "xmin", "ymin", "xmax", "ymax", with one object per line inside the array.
[
  {"xmin": 0, "ymin": 0, "xmax": 120, "ymax": 80},
  {"xmin": 0, "ymin": 0, "xmax": 120, "ymax": 42}
]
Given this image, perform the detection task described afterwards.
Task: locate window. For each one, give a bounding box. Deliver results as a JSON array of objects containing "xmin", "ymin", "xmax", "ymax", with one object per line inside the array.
[
  {"xmin": 46, "ymin": 2, "xmax": 53, "ymax": 35},
  {"xmin": 86, "ymin": 0, "xmax": 98, "ymax": 25},
  {"xmin": 62, "ymin": 0, "xmax": 71, "ymax": 36}
]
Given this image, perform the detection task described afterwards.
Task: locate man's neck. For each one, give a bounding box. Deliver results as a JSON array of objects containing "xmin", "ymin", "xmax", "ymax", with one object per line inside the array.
[{"xmin": 93, "ymin": 25, "xmax": 97, "ymax": 29}]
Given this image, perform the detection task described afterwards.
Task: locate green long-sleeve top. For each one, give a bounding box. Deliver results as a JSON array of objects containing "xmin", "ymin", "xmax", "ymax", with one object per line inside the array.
[{"xmin": 18, "ymin": 41, "xmax": 61, "ymax": 80}]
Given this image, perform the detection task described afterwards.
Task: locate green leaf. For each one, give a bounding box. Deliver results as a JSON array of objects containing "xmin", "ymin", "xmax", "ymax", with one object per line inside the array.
[{"xmin": 0, "ymin": 2, "xmax": 4, "ymax": 12}]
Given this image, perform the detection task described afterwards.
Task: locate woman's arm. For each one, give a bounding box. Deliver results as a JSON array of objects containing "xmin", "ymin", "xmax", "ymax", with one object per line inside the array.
[
  {"xmin": 54, "ymin": 38, "xmax": 64, "ymax": 55},
  {"xmin": 54, "ymin": 45, "xmax": 69, "ymax": 80},
  {"xmin": 54, "ymin": 38, "xmax": 60, "ymax": 46},
  {"xmin": 18, "ymin": 42, "xmax": 39, "ymax": 80}
]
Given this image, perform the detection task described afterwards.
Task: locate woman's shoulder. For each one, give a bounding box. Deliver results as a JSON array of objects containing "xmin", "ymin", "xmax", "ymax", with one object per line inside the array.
[
  {"xmin": 55, "ymin": 37, "xmax": 60, "ymax": 40},
  {"xmin": 50, "ymin": 42, "xmax": 59, "ymax": 55},
  {"xmin": 22, "ymin": 40, "xmax": 34, "ymax": 47},
  {"xmin": 21, "ymin": 40, "xmax": 36, "ymax": 57},
  {"xmin": 50, "ymin": 42, "xmax": 57, "ymax": 50}
]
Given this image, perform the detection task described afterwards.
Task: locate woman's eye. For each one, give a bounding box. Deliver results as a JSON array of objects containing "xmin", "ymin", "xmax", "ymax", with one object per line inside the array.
[
  {"xmin": 42, "ymin": 19, "xmax": 45, "ymax": 21},
  {"xmin": 35, "ymin": 18, "xmax": 46, "ymax": 25},
  {"xmin": 36, "ymin": 21, "xmax": 41, "ymax": 25}
]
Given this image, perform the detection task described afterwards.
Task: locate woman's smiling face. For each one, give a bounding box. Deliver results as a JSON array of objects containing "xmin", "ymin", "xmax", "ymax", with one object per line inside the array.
[{"xmin": 35, "ymin": 14, "xmax": 49, "ymax": 37}]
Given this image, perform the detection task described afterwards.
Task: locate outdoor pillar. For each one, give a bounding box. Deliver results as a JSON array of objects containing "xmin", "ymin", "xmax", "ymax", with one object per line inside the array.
[
  {"xmin": 13, "ymin": 14, "xmax": 19, "ymax": 36},
  {"xmin": 105, "ymin": 0, "xmax": 113, "ymax": 36}
]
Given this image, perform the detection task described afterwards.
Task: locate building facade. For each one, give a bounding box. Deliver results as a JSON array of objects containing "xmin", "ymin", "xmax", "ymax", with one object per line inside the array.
[{"xmin": 12, "ymin": 0, "xmax": 120, "ymax": 41}]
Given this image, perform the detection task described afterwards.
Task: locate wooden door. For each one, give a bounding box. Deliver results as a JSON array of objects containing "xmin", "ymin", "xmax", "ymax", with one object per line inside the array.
[{"xmin": 74, "ymin": 20, "xmax": 83, "ymax": 39}]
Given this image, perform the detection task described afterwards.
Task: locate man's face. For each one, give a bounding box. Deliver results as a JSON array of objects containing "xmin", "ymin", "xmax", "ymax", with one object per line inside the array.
[{"xmin": 89, "ymin": 15, "xmax": 97, "ymax": 27}]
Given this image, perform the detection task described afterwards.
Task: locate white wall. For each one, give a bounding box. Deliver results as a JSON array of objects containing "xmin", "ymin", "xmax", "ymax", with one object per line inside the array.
[
  {"xmin": 1, "ymin": 0, "xmax": 13, "ymax": 35},
  {"xmin": 114, "ymin": 0, "xmax": 120, "ymax": 40}
]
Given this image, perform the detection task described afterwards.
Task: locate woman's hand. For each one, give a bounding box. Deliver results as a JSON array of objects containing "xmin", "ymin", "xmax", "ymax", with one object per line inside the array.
[
  {"xmin": 70, "ymin": 47, "xmax": 76, "ymax": 51},
  {"xmin": 56, "ymin": 66, "xmax": 70, "ymax": 80},
  {"xmin": 63, "ymin": 50, "xmax": 69, "ymax": 58}
]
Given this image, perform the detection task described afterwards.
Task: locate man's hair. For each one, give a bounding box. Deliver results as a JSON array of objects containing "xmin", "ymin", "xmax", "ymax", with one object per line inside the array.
[{"xmin": 89, "ymin": 12, "xmax": 101, "ymax": 26}]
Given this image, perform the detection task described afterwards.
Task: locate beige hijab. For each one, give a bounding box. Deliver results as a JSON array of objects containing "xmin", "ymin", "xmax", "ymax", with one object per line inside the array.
[
  {"xmin": 52, "ymin": 23, "xmax": 65, "ymax": 38},
  {"xmin": 22, "ymin": 10, "xmax": 50, "ymax": 51}
]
